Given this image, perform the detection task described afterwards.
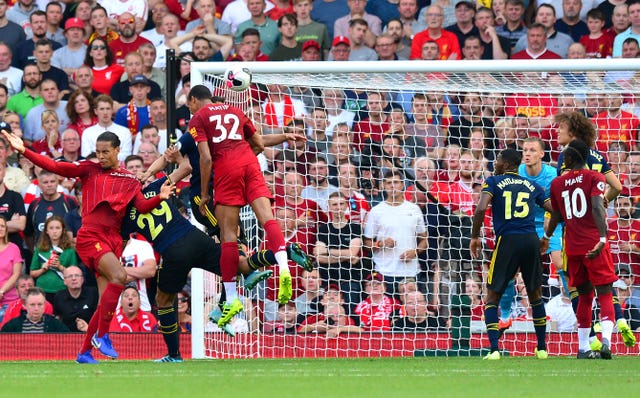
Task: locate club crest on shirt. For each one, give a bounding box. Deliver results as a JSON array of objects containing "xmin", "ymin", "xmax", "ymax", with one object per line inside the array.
[
  {"xmin": 189, "ymin": 127, "xmax": 197, "ymax": 138},
  {"xmin": 95, "ymin": 242, "xmax": 102, "ymax": 252}
]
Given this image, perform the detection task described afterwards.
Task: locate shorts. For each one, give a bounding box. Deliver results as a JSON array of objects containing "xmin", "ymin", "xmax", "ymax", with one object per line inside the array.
[
  {"xmin": 213, "ymin": 159, "xmax": 272, "ymax": 207},
  {"xmin": 487, "ymin": 233, "xmax": 543, "ymax": 295},
  {"xmin": 566, "ymin": 246, "xmax": 618, "ymax": 288},
  {"xmin": 75, "ymin": 227, "xmax": 123, "ymax": 278},
  {"xmin": 156, "ymin": 228, "xmax": 221, "ymax": 294}
]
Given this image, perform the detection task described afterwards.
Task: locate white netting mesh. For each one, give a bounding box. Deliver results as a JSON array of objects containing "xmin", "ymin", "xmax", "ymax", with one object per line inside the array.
[{"xmin": 190, "ymin": 60, "xmax": 640, "ymax": 359}]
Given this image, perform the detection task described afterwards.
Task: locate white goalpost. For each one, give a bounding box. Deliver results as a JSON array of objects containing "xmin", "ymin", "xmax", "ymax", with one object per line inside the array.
[{"xmin": 190, "ymin": 59, "xmax": 640, "ymax": 359}]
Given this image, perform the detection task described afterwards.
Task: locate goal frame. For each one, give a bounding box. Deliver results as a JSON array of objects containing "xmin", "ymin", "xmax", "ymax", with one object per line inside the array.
[{"xmin": 190, "ymin": 59, "xmax": 640, "ymax": 359}]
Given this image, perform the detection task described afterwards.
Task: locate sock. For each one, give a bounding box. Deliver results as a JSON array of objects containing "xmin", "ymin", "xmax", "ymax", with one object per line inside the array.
[
  {"xmin": 247, "ymin": 250, "xmax": 277, "ymax": 271},
  {"xmin": 612, "ymin": 291, "xmax": 624, "ymax": 321},
  {"xmin": 224, "ymin": 282, "xmax": 238, "ymax": 302},
  {"xmin": 499, "ymin": 280, "xmax": 515, "ymax": 321},
  {"xmin": 157, "ymin": 306, "xmax": 180, "ymax": 357},
  {"xmin": 578, "ymin": 328, "xmax": 591, "ymax": 352},
  {"xmin": 263, "ymin": 219, "xmax": 289, "ymax": 272},
  {"xmin": 530, "ymin": 298, "xmax": 547, "ymax": 351},
  {"xmin": 221, "ymin": 241, "xmax": 239, "ymax": 282},
  {"xmin": 80, "ymin": 310, "xmax": 100, "ymax": 353},
  {"xmin": 598, "ymin": 291, "xmax": 615, "ymax": 346},
  {"xmin": 484, "ymin": 303, "xmax": 500, "ymax": 351},
  {"xmin": 97, "ymin": 283, "xmax": 124, "ymax": 336},
  {"xmin": 576, "ymin": 291, "xmax": 594, "ymax": 350}
]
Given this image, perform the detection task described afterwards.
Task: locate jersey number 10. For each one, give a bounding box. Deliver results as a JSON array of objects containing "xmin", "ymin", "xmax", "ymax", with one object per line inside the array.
[{"xmin": 561, "ymin": 188, "xmax": 587, "ymax": 219}]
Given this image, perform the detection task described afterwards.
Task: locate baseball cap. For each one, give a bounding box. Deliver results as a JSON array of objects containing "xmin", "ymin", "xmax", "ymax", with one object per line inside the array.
[
  {"xmin": 302, "ymin": 40, "xmax": 320, "ymax": 51},
  {"xmin": 616, "ymin": 263, "xmax": 631, "ymax": 275},
  {"xmin": 64, "ymin": 17, "xmax": 85, "ymax": 31},
  {"xmin": 130, "ymin": 75, "xmax": 151, "ymax": 86},
  {"xmin": 0, "ymin": 121, "xmax": 11, "ymax": 133},
  {"xmin": 324, "ymin": 283, "xmax": 341, "ymax": 292},
  {"xmin": 332, "ymin": 36, "xmax": 350, "ymax": 47},
  {"xmin": 455, "ymin": 1, "xmax": 476, "ymax": 10},
  {"xmin": 364, "ymin": 272, "xmax": 384, "ymax": 283}
]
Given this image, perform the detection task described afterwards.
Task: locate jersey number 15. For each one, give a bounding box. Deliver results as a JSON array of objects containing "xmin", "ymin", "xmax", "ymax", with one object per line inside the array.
[{"xmin": 502, "ymin": 191, "xmax": 530, "ymax": 219}]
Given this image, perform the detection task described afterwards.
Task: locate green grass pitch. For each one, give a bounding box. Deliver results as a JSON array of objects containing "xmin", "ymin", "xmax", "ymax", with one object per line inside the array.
[{"xmin": 2, "ymin": 357, "xmax": 639, "ymax": 398}]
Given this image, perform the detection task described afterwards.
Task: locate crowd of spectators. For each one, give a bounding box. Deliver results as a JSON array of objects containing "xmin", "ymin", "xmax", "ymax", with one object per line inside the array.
[{"xmin": 0, "ymin": 0, "xmax": 639, "ymax": 337}]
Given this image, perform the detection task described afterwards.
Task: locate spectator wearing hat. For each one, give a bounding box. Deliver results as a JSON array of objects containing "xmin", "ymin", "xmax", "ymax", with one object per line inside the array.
[
  {"xmin": 114, "ymin": 75, "xmax": 151, "ymax": 140},
  {"xmin": 410, "ymin": 4, "xmax": 461, "ymax": 60},
  {"xmin": 334, "ymin": 0, "xmax": 382, "ymax": 48},
  {"xmin": 355, "ymin": 272, "xmax": 404, "ymax": 331},
  {"xmin": 294, "ymin": 0, "xmax": 331, "ymax": 60},
  {"xmin": 109, "ymin": 52, "xmax": 162, "ymax": 108},
  {"xmin": 51, "ymin": 18, "xmax": 88, "ymax": 79},
  {"xmin": 446, "ymin": 1, "xmax": 479, "ymax": 49},
  {"xmin": 270, "ymin": 14, "xmax": 305, "ymax": 61},
  {"xmin": 301, "ymin": 40, "xmax": 322, "ymax": 60},
  {"xmin": 328, "ymin": 35, "xmax": 352, "ymax": 60}
]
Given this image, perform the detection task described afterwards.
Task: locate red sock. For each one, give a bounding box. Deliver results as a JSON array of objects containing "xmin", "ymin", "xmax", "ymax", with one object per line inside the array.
[
  {"xmin": 97, "ymin": 283, "xmax": 124, "ymax": 336},
  {"xmin": 221, "ymin": 242, "xmax": 239, "ymax": 282},
  {"xmin": 598, "ymin": 291, "xmax": 615, "ymax": 323},
  {"xmin": 264, "ymin": 219, "xmax": 286, "ymax": 252},
  {"xmin": 80, "ymin": 310, "xmax": 100, "ymax": 353},
  {"xmin": 576, "ymin": 290, "xmax": 594, "ymax": 328}
]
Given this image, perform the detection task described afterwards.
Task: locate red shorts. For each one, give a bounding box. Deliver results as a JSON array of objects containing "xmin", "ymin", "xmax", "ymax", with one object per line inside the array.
[
  {"xmin": 214, "ymin": 158, "xmax": 272, "ymax": 206},
  {"xmin": 75, "ymin": 227, "xmax": 124, "ymax": 278},
  {"xmin": 566, "ymin": 246, "xmax": 618, "ymax": 288}
]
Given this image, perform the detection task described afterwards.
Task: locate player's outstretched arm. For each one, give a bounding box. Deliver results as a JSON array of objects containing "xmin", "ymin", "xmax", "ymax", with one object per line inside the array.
[
  {"xmin": 604, "ymin": 172, "xmax": 622, "ymax": 204},
  {"xmin": 470, "ymin": 192, "xmax": 490, "ymax": 259},
  {"xmin": 2, "ymin": 130, "xmax": 82, "ymax": 178}
]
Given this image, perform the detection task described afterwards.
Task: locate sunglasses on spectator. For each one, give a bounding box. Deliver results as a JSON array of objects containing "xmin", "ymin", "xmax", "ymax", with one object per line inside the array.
[
  {"xmin": 178, "ymin": 297, "xmax": 189, "ymax": 303},
  {"xmin": 91, "ymin": 45, "xmax": 107, "ymax": 50},
  {"xmin": 119, "ymin": 17, "xmax": 135, "ymax": 24}
]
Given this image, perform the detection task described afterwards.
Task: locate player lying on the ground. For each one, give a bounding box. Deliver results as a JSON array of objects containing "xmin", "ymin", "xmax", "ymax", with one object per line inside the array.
[{"xmin": 123, "ymin": 156, "xmax": 313, "ymax": 362}]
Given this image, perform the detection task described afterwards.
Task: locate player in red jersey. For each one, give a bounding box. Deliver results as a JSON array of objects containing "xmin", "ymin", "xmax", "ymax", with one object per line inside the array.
[
  {"xmin": 1, "ymin": 130, "xmax": 174, "ymax": 364},
  {"xmin": 543, "ymin": 140, "xmax": 618, "ymax": 359},
  {"xmin": 187, "ymin": 85, "xmax": 292, "ymax": 328}
]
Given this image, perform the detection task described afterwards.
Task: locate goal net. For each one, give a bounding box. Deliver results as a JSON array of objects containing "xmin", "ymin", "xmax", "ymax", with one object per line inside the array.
[{"xmin": 190, "ymin": 59, "xmax": 640, "ymax": 359}]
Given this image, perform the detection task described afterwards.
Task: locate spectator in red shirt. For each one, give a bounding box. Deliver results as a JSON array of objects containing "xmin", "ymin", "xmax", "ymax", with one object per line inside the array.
[
  {"xmin": 410, "ymin": 4, "xmax": 461, "ymax": 60},
  {"xmin": 511, "ymin": 23, "xmax": 562, "ymax": 59},
  {"xmin": 108, "ymin": 12, "xmax": 152, "ymax": 67},
  {"xmin": 355, "ymin": 272, "xmax": 403, "ymax": 331},
  {"xmin": 109, "ymin": 286, "xmax": 157, "ymax": 333}
]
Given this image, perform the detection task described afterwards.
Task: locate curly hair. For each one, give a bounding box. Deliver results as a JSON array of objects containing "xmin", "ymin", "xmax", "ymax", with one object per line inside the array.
[{"xmin": 554, "ymin": 111, "xmax": 596, "ymax": 148}]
